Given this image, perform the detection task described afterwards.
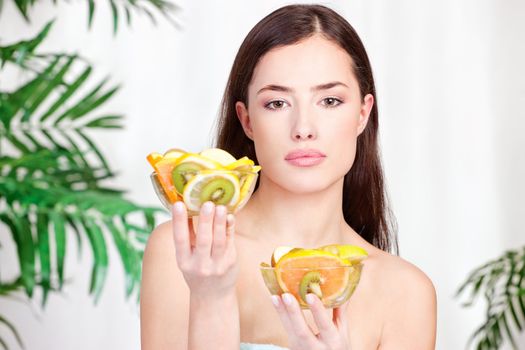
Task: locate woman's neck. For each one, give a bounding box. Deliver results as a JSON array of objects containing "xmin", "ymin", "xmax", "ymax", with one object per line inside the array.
[{"xmin": 238, "ymin": 174, "xmax": 351, "ymax": 247}]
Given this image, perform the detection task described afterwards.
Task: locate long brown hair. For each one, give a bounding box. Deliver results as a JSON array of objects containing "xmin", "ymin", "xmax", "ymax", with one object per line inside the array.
[{"xmin": 214, "ymin": 4, "xmax": 398, "ymax": 254}]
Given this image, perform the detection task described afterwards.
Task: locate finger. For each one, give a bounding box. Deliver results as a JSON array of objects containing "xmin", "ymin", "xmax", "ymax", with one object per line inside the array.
[
  {"xmin": 281, "ymin": 293, "xmax": 316, "ymax": 341},
  {"xmin": 187, "ymin": 217, "xmax": 197, "ymax": 250},
  {"xmin": 172, "ymin": 202, "xmax": 191, "ymax": 263},
  {"xmin": 306, "ymin": 294, "xmax": 339, "ymax": 340},
  {"xmin": 211, "ymin": 205, "xmax": 227, "ymax": 258},
  {"xmin": 270, "ymin": 295, "xmax": 295, "ymax": 336},
  {"xmin": 226, "ymin": 214, "xmax": 235, "ymax": 237},
  {"xmin": 195, "ymin": 201, "xmax": 215, "ymax": 258},
  {"xmin": 225, "ymin": 214, "xmax": 235, "ymax": 247}
]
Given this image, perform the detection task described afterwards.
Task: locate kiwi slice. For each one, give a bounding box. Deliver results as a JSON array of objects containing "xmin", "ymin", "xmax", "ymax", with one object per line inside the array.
[
  {"xmin": 299, "ymin": 271, "xmax": 323, "ymax": 303},
  {"xmin": 172, "ymin": 162, "xmax": 204, "ymax": 194},
  {"xmin": 199, "ymin": 178, "xmax": 235, "ymax": 205}
]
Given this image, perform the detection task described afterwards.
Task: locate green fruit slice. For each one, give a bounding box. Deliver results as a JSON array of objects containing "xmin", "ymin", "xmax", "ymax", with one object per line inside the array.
[
  {"xmin": 199, "ymin": 177, "xmax": 235, "ymax": 205},
  {"xmin": 299, "ymin": 271, "xmax": 323, "ymax": 303},
  {"xmin": 183, "ymin": 172, "xmax": 240, "ymax": 212},
  {"xmin": 172, "ymin": 162, "xmax": 204, "ymax": 194}
]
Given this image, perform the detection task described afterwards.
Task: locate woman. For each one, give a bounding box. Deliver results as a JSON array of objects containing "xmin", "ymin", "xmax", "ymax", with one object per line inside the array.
[{"xmin": 140, "ymin": 4, "xmax": 437, "ymax": 350}]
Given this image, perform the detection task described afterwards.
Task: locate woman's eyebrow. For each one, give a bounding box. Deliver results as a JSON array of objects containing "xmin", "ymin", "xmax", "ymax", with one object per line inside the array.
[
  {"xmin": 256, "ymin": 81, "xmax": 349, "ymax": 95},
  {"xmin": 313, "ymin": 81, "xmax": 349, "ymax": 91}
]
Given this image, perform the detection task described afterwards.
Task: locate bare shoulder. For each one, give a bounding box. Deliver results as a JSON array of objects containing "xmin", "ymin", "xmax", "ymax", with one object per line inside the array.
[
  {"xmin": 140, "ymin": 220, "xmax": 189, "ymax": 350},
  {"xmin": 366, "ymin": 249, "xmax": 437, "ymax": 350}
]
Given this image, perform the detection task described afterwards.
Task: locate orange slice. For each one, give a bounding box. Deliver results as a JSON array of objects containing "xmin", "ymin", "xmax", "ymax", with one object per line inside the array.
[
  {"xmin": 146, "ymin": 152, "xmax": 163, "ymax": 167},
  {"xmin": 275, "ymin": 249, "xmax": 351, "ymax": 305},
  {"xmin": 151, "ymin": 157, "xmax": 180, "ymax": 203}
]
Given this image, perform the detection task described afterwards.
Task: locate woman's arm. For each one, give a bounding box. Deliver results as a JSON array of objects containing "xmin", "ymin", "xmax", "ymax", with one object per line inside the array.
[
  {"xmin": 140, "ymin": 221, "xmax": 190, "ymax": 349},
  {"xmin": 140, "ymin": 202, "xmax": 241, "ymax": 350}
]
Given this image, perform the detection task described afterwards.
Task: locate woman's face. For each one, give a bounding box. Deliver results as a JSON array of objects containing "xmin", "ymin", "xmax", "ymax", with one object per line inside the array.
[{"xmin": 236, "ymin": 34, "xmax": 374, "ymax": 194}]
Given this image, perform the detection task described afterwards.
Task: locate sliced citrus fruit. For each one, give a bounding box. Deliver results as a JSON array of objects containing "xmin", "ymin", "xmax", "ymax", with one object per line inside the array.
[
  {"xmin": 275, "ymin": 249, "xmax": 351, "ymax": 305},
  {"xmin": 171, "ymin": 154, "xmax": 223, "ymax": 194},
  {"xmin": 149, "ymin": 157, "xmax": 180, "ymax": 203},
  {"xmin": 232, "ymin": 171, "xmax": 258, "ymax": 211},
  {"xmin": 182, "ymin": 171, "xmax": 241, "ymax": 212},
  {"xmin": 226, "ymin": 156, "xmax": 255, "ymax": 170},
  {"xmin": 318, "ymin": 244, "xmax": 368, "ymax": 264},
  {"xmin": 270, "ymin": 246, "xmax": 295, "ymax": 267},
  {"xmin": 163, "ymin": 148, "xmax": 186, "ymax": 160},
  {"xmin": 200, "ymin": 148, "xmax": 237, "ymax": 166},
  {"xmin": 146, "ymin": 152, "xmax": 163, "ymax": 167}
]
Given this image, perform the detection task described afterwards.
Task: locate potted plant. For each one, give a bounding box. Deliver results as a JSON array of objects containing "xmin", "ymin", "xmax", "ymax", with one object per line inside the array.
[{"xmin": 0, "ymin": 1, "xmax": 178, "ymax": 348}]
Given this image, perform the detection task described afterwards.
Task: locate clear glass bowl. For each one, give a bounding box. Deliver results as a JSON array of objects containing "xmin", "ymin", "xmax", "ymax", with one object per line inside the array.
[
  {"xmin": 150, "ymin": 169, "xmax": 258, "ymax": 216},
  {"xmin": 260, "ymin": 263, "xmax": 363, "ymax": 309}
]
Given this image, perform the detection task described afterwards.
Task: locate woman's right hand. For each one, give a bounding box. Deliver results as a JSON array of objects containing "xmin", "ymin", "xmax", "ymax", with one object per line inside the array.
[{"xmin": 171, "ymin": 201, "xmax": 239, "ymax": 298}]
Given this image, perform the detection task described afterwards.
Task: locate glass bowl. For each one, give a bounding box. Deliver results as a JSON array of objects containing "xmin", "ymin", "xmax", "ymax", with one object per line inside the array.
[
  {"xmin": 260, "ymin": 263, "xmax": 363, "ymax": 309},
  {"xmin": 150, "ymin": 169, "xmax": 258, "ymax": 216}
]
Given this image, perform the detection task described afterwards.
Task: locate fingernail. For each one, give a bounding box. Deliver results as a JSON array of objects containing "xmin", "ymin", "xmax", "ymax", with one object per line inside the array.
[
  {"xmin": 216, "ymin": 205, "xmax": 226, "ymax": 215},
  {"xmin": 271, "ymin": 295, "xmax": 280, "ymax": 307},
  {"xmin": 202, "ymin": 201, "xmax": 213, "ymax": 214},
  {"xmin": 306, "ymin": 293, "xmax": 315, "ymax": 305},
  {"xmin": 173, "ymin": 201, "xmax": 184, "ymax": 213},
  {"xmin": 282, "ymin": 293, "xmax": 294, "ymax": 306}
]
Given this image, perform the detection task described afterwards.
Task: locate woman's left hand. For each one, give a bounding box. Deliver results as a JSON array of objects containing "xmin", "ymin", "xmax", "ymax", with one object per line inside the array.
[{"xmin": 271, "ymin": 293, "xmax": 350, "ymax": 350}]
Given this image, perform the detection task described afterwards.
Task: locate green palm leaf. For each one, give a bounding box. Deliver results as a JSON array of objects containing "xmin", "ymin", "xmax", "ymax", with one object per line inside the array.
[
  {"xmin": 1, "ymin": 0, "xmax": 180, "ymax": 33},
  {"xmin": 1, "ymin": 19, "xmax": 166, "ymax": 349},
  {"xmin": 457, "ymin": 247, "xmax": 525, "ymax": 349}
]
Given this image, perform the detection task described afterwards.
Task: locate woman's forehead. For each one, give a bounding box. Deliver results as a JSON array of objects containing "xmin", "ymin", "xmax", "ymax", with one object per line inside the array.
[{"xmin": 250, "ymin": 35, "xmax": 357, "ymax": 94}]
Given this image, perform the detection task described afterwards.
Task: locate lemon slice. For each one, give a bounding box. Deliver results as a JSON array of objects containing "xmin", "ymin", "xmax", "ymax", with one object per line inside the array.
[
  {"xmin": 233, "ymin": 172, "xmax": 258, "ymax": 211},
  {"xmin": 183, "ymin": 172, "xmax": 241, "ymax": 212},
  {"xmin": 271, "ymin": 246, "xmax": 295, "ymax": 267},
  {"xmin": 163, "ymin": 148, "xmax": 186, "ymax": 160},
  {"xmin": 226, "ymin": 156, "xmax": 255, "ymax": 170},
  {"xmin": 200, "ymin": 148, "xmax": 237, "ymax": 166},
  {"xmin": 174, "ymin": 153, "xmax": 222, "ymax": 168},
  {"xmin": 318, "ymin": 244, "xmax": 368, "ymax": 264}
]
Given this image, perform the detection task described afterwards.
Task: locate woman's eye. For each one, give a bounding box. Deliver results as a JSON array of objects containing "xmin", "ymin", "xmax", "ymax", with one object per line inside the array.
[
  {"xmin": 265, "ymin": 100, "xmax": 287, "ymax": 110},
  {"xmin": 321, "ymin": 97, "xmax": 342, "ymax": 107}
]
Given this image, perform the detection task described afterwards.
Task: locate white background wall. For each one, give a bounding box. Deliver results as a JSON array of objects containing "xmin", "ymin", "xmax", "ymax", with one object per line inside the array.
[{"xmin": 1, "ymin": 0, "xmax": 525, "ymax": 349}]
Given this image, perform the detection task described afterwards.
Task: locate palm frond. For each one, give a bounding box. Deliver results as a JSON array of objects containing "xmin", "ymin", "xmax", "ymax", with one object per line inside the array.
[
  {"xmin": 457, "ymin": 247, "xmax": 525, "ymax": 349},
  {"xmin": 0, "ymin": 7, "xmax": 173, "ymax": 347},
  {"xmin": 0, "ymin": 20, "xmax": 54, "ymax": 71},
  {"xmin": 1, "ymin": 0, "xmax": 180, "ymax": 33},
  {"xmin": 0, "ymin": 314, "xmax": 24, "ymax": 349}
]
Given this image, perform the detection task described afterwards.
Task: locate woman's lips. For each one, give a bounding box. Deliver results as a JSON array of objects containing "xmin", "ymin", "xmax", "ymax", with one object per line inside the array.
[{"xmin": 285, "ymin": 149, "xmax": 326, "ymax": 167}]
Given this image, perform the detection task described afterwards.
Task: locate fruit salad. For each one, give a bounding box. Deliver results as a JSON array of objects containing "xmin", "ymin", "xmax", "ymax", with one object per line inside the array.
[
  {"xmin": 147, "ymin": 148, "xmax": 261, "ymax": 215},
  {"xmin": 260, "ymin": 244, "xmax": 367, "ymax": 309}
]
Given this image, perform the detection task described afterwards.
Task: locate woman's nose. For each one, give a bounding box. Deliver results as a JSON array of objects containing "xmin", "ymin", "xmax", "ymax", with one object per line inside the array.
[
  {"xmin": 291, "ymin": 108, "xmax": 317, "ymax": 141},
  {"xmin": 293, "ymin": 129, "xmax": 315, "ymax": 140}
]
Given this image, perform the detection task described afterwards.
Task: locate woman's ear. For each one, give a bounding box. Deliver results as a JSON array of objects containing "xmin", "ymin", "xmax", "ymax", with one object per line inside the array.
[
  {"xmin": 236, "ymin": 101, "xmax": 254, "ymax": 140},
  {"xmin": 357, "ymin": 93, "xmax": 374, "ymax": 135}
]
